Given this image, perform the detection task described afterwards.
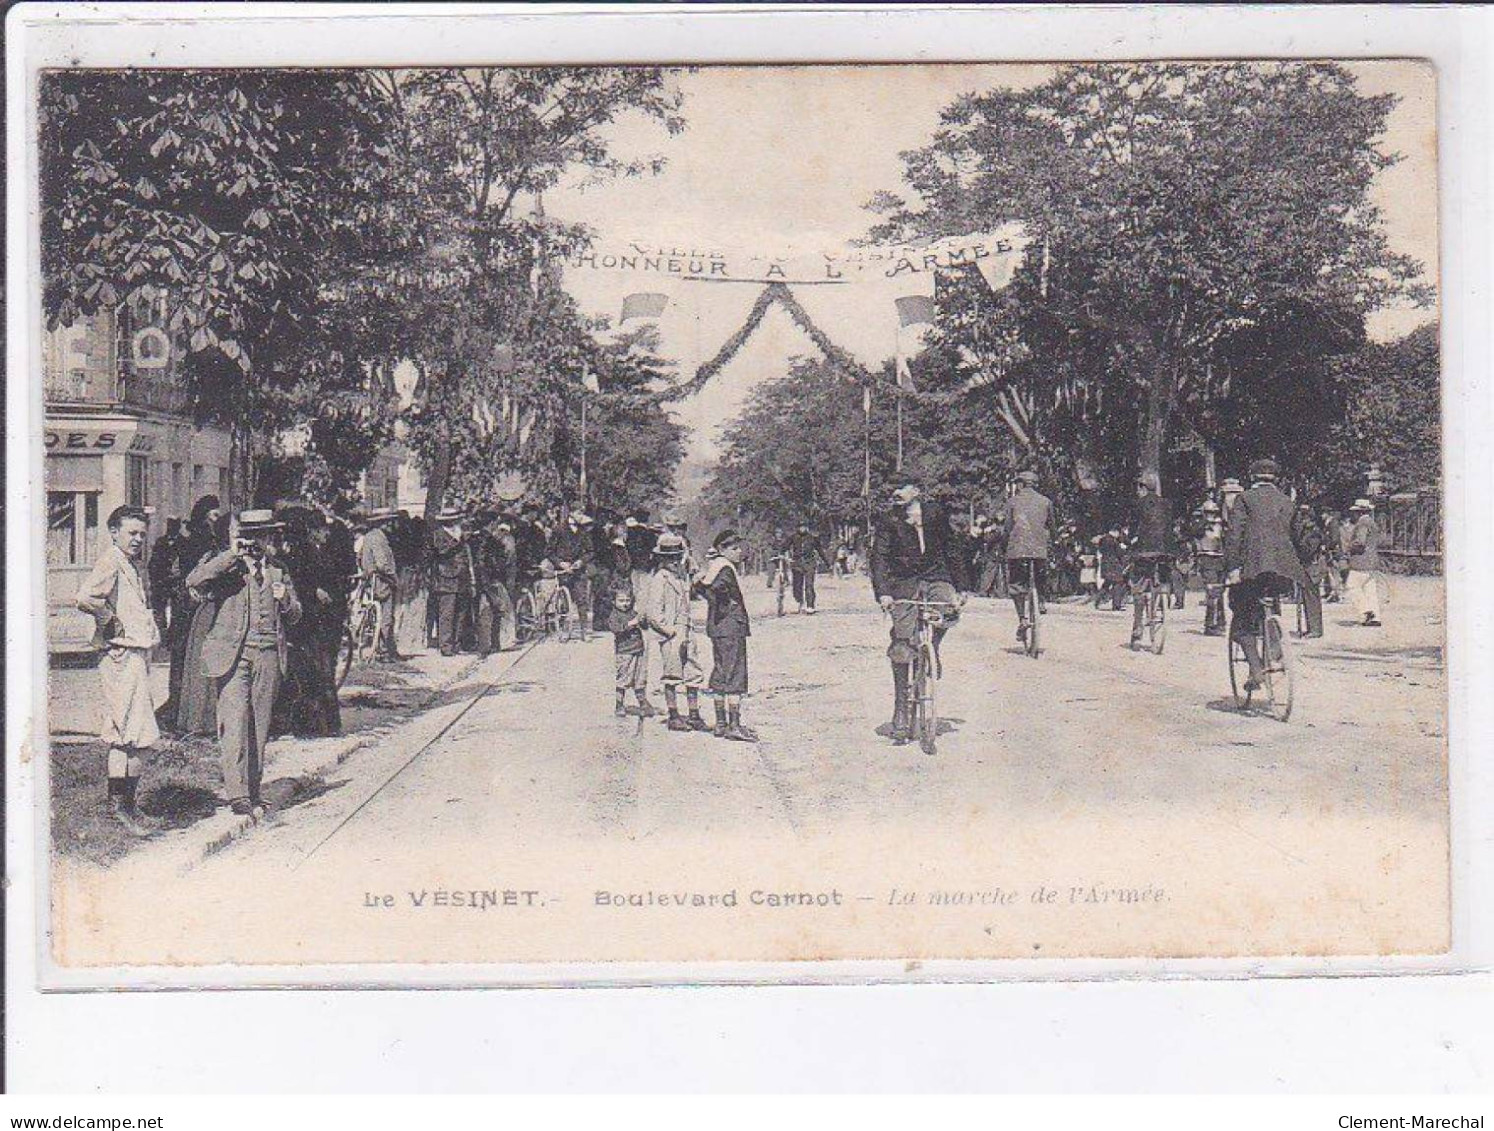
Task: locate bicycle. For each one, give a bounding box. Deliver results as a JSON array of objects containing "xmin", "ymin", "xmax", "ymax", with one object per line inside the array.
[
  {"xmin": 1228, "ymin": 585, "xmax": 1295, "ymax": 722},
  {"xmin": 1130, "ymin": 557, "xmax": 1169, "ymax": 655},
  {"xmin": 1014, "ymin": 559, "xmax": 1043, "ymax": 658},
  {"xmin": 336, "ymin": 574, "xmax": 379, "ymax": 688},
  {"xmin": 891, "ymin": 597, "xmax": 959, "ymax": 756},
  {"xmin": 513, "ymin": 564, "xmax": 581, "ymax": 644}
]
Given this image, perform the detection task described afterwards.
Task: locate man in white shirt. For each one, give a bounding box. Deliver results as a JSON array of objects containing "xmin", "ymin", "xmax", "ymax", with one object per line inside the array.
[{"xmin": 76, "ymin": 505, "xmax": 162, "ymax": 836}]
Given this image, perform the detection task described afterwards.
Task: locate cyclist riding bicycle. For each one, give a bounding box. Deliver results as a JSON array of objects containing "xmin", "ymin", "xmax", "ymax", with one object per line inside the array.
[
  {"xmin": 1001, "ymin": 469, "xmax": 1055, "ymax": 646},
  {"xmin": 1128, "ymin": 470, "xmax": 1175, "ymax": 649},
  {"xmin": 871, "ymin": 483, "xmax": 969, "ymax": 746},
  {"xmin": 1224, "ymin": 458, "xmax": 1310, "ymax": 691}
]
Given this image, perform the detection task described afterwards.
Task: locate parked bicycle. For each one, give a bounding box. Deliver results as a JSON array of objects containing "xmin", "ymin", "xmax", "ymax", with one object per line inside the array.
[
  {"xmin": 336, "ymin": 573, "xmax": 378, "ymax": 688},
  {"xmin": 513, "ymin": 564, "xmax": 583, "ymax": 644}
]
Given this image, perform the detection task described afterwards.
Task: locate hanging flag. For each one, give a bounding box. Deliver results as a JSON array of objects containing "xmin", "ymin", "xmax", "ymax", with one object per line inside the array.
[
  {"xmin": 581, "ymin": 362, "xmax": 600, "ymax": 393},
  {"xmin": 895, "ymin": 294, "xmax": 936, "ymax": 328},
  {"xmin": 620, "ymin": 292, "xmax": 670, "ymax": 324},
  {"xmin": 894, "ymin": 293, "xmax": 935, "ymax": 392}
]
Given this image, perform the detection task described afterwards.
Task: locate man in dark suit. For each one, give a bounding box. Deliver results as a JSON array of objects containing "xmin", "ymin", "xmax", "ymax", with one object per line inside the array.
[
  {"xmin": 186, "ymin": 509, "xmax": 303, "ymax": 816},
  {"xmin": 429, "ymin": 507, "xmax": 474, "ymax": 656},
  {"xmin": 871, "ymin": 483, "xmax": 968, "ymax": 747},
  {"xmin": 1224, "ymin": 458, "xmax": 1308, "ymax": 690},
  {"xmin": 788, "ymin": 522, "xmax": 832, "ymax": 614}
]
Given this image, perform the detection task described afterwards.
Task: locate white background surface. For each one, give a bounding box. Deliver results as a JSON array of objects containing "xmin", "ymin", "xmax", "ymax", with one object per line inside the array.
[{"xmin": 6, "ymin": 3, "xmax": 1492, "ymax": 1092}]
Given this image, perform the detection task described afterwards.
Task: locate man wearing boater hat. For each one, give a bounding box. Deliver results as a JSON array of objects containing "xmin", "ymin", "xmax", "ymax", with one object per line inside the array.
[
  {"xmin": 1346, "ymin": 497, "xmax": 1385, "ymax": 627},
  {"xmin": 187, "ymin": 509, "xmax": 303, "ymax": 816},
  {"xmin": 357, "ymin": 507, "xmax": 402, "ymax": 661},
  {"xmin": 1224, "ymin": 458, "xmax": 1308, "ymax": 691}
]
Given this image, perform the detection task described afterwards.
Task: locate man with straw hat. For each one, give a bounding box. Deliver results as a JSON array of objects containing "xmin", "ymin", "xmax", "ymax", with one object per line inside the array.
[
  {"xmin": 187, "ymin": 509, "xmax": 303, "ymax": 817},
  {"xmin": 1346, "ymin": 498, "xmax": 1385, "ymax": 627},
  {"xmin": 647, "ymin": 531, "xmax": 711, "ymax": 733}
]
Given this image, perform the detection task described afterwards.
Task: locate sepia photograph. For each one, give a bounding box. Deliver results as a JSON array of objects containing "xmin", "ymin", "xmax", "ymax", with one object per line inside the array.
[{"xmin": 30, "ymin": 55, "xmax": 1447, "ymax": 974}]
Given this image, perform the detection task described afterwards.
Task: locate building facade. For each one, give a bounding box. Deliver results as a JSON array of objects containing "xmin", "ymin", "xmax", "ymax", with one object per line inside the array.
[{"xmin": 44, "ymin": 304, "xmax": 234, "ymax": 652}]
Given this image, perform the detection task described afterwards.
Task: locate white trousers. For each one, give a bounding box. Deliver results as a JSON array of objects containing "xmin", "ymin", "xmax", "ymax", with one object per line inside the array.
[{"xmin": 1346, "ymin": 570, "xmax": 1383, "ymax": 620}]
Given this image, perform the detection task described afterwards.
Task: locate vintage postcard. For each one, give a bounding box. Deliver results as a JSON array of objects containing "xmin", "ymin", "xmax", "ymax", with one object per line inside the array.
[{"xmin": 26, "ymin": 55, "xmax": 1448, "ymax": 978}]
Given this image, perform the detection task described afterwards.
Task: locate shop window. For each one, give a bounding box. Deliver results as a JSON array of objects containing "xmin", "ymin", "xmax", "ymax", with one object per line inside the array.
[{"xmin": 47, "ymin": 490, "xmax": 100, "ymax": 568}]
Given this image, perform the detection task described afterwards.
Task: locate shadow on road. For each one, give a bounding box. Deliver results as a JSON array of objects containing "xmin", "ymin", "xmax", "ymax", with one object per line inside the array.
[
  {"xmin": 140, "ymin": 782, "xmax": 222, "ymax": 828},
  {"xmin": 262, "ymin": 775, "xmax": 348, "ymax": 812}
]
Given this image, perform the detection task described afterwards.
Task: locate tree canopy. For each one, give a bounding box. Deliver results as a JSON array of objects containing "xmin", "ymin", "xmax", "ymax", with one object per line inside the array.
[
  {"xmin": 871, "ymin": 62, "xmax": 1432, "ymax": 488},
  {"xmin": 40, "ymin": 66, "xmax": 690, "ymax": 513}
]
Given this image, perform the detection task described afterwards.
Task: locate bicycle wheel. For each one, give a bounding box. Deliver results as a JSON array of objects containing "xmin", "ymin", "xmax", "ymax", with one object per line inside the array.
[
  {"xmin": 553, "ymin": 586, "xmax": 574, "ymax": 641},
  {"xmin": 1149, "ymin": 588, "xmax": 1167, "ymax": 655},
  {"xmin": 776, "ymin": 576, "xmax": 786, "ymax": 617},
  {"xmin": 1261, "ymin": 615, "xmax": 1295, "ymax": 722},
  {"xmin": 1227, "ymin": 621, "xmax": 1253, "ymax": 710},
  {"xmin": 336, "ymin": 627, "xmax": 356, "ymax": 689},
  {"xmin": 915, "ymin": 643, "xmax": 937, "ymax": 755},
  {"xmin": 1024, "ymin": 585, "xmax": 1041, "ymax": 658},
  {"xmin": 354, "ymin": 604, "xmax": 378, "ymax": 664},
  {"xmin": 514, "ymin": 592, "xmax": 538, "ymax": 644}
]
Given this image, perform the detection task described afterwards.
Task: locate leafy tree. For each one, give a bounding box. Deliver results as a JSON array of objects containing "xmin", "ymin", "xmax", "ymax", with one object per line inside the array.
[
  {"xmin": 353, "ymin": 68, "xmax": 685, "ymax": 517},
  {"xmin": 40, "ymin": 69, "xmax": 395, "ymax": 496},
  {"xmin": 574, "ymin": 325, "xmax": 688, "ymax": 514},
  {"xmin": 700, "ymin": 357, "xmax": 893, "ymax": 538},
  {"xmin": 1311, "ymin": 323, "xmax": 1440, "ymax": 502},
  {"xmin": 872, "ymin": 62, "xmax": 1431, "ymax": 484}
]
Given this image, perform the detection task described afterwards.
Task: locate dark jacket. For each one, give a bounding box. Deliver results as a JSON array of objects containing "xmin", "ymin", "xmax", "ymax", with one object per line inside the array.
[
  {"xmin": 1131, "ymin": 495, "xmax": 1175, "ymax": 558},
  {"xmin": 473, "ymin": 527, "xmax": 517, "ymax": 593},
  {"xmin": 553, "ymin": 523, "xmax": 595, "ymax": 571},
  {"xmin": 1001, "ymin": 487, "xmax": 1055, "ymax": 560},
  {"xmin": 1291, "ymin": 508, "xmax": 1326, "ymax": 565},
  {"xmin": 789, "ymin": 531, "xmax": 831, "ymax": 573},
  {"xmin": 870, "ymin": 500, "xmax": 968, "ymax": 599},
  {"xmin": 625, "ymin": 523, "xmax": 658, "ymax": 567},
  {"xmin": 1097, "ymin": 533, "xmax": 1125, "ymax": 581},
  {"xmin": 1224, "ymin": 482, "xmax": 1309, "ymax": 585},
  {"xmin": 430, "ymin": 526, "xmax": 473, "ymax": 594},
  {"xmin": 694, "ymin": 558, "xmax": 750, "ymax": 639},
  {"xmin": 185, "ymin": 550, "xmax": 303, "ymax": 679},
  {"xmin": 606, "ymin": 607, "xmax": 645, "ymax": 655}
]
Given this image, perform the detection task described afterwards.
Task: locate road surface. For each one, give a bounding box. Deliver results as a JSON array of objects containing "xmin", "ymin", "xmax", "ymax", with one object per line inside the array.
[{"xmin": 52, "ymin": 573, "xmax": 1448, "ymax": 969}]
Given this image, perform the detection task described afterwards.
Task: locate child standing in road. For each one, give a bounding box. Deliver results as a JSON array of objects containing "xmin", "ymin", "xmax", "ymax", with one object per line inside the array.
[
  {"xmin": 694, "ymin": 529, "xmax": 756, "ymax": 742},
  {"xmin": 607, "ymin": 588, "xmax": 654, "ymax": 718},
  {"xmin": 647, "ymin": 533, "xmax": 710, "ymax": 733}
]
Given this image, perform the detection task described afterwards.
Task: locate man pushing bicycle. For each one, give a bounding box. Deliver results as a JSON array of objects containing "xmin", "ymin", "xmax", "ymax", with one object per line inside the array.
[
  {"xmin": 871, "ymin": 484, "xmax": 969, "ymax": 746},
  {"xmin": 1224, "ymin": 458, "xmax": 1309, "ymax": 691}
]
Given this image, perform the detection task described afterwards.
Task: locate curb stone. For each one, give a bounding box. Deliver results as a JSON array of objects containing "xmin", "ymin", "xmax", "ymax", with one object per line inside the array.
[{"xmin": 188, "ymin": 653, "xmax": 489, "ymax": 867}]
